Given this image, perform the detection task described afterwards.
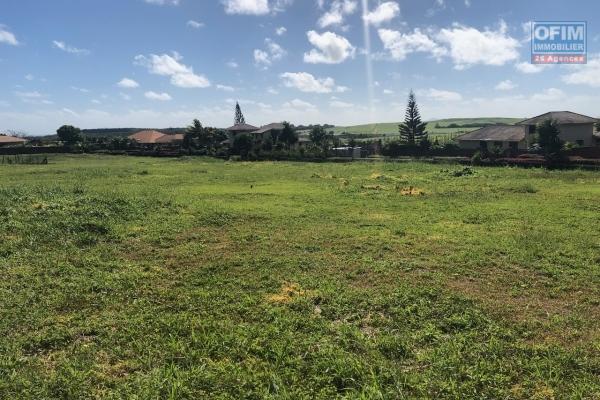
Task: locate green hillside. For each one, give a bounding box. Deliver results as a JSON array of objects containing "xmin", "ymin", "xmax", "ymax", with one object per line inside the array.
[{"xmin": 331, "ymin": 118, "xmax": 522, "ymax": 138}]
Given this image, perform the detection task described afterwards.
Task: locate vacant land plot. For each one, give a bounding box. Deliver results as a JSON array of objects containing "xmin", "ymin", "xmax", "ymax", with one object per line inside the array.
[{"xmin": 1, "ymin": 155, "xmax": 599, "ymax": 399}]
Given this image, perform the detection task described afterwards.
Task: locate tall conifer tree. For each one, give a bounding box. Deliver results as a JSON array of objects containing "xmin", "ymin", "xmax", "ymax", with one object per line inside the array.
[
  {"xmin": 234, "ymin": 102, "xmax": 246, "ymax": 125},
  {"xmin": 399, "ymin": 90, "xmax": 428, "ymax": 145}
]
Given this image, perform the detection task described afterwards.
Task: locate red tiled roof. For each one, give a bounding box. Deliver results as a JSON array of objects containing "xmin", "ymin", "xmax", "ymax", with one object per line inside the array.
[
  {"xmin": 226, "ymin": 123, "xmax": 259, "ymax": 132},
  {"xmin": 155, "ymin": 133, "xmax": 184, "ymax": 143},
  {"xmin": 128, "ymin": 130, "xmax": 166, "ymax": 144}
]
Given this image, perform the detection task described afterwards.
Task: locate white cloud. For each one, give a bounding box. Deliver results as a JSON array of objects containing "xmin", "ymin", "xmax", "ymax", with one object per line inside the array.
[
  {"xmin": 378, "ymin": 28, "xmax": 447, "ymax": 61},
  {"xmin": 120, "ymin": 93, "xmax": 132, "ymax": 101},
  {"xmin": 515, "ymin": 61, "xmax": 549, "ymax": 74},
  {"xmin": 14, "ymin": 91, "xmax": 53, "ymax": 105},
  {"xmin": 531, "ymin": 88, "xmax": 565, "ymax": 102},
  {"xmin": 363, "ymin": 1, "xmax": 400, "ymax": 26},
  {"xmin": 276, "ymin": 26, "xmax": 287, "ymax": 35},
  {"xmin": 52, "ymin": 40, "xmax": 90, "ymax": 55},
  {"xmin": 383, "ymin": 89, "xmax": 394, "ymax": 95},
  {"xmin": 222, "ymin": 0, "xmax": 291, "ymax": 15},
  {"xmin": 562, "ymin": 55, "xmax": 600, "ymax": 87},
  {"xmin": 464, "ymin": 0, "xmax": 471, "ymax": 7},
  {"xmin": 187, "ymin": 20, "xmax": 205, "ymax": 29},
  {"xmin": 0, "ymin": 26, "xmax": 19, "ymax": 46},
  {"xmin": 144, "ymin": 0, "xmax": 180, "ymax": 5},
  {"xmin": 304, "ymin": 30, "xmax": 355, "ymax": 64},
  {"xmin": 216, "ymin": 84, "xmax": 235, "ymax": 92},
  {"xmin": 318, "ymin": 0, "xmax": 357, "ymax": 28},
  {"xmin": 495, "ymin": 80, "xmax": 517, "ymax": 91},
  {"xmin": 422, "ymin": 88, "xmax": 462, "ymax": 102},
  {"xmin": 71, "ymin": 86, "xmax": 90, "ymax": 93},
  {"xmin": 145, "ymin": 91, "xmax": 172, "ymax": 101},
  {"xmin": 267, "ymin": 87, "xmax": 279, "ymax": 94},
  {"xmin": 282, "ymin": 98, "xmax": 316, "ymax": 110},
  {"xmin": 330, "ymin": 100, "xmax": 353, "ymax": 108},
  {"xmin": 280, "ymin": 72, "xmax": 346, "ymax": 93},
  {"xmin": 134, "ymin": 52, "xmax": 210, "ymax": 88},
  {"xmin": 435, "ymin": 21, "xmax": 520, "ymax": 69},
  {"xmin": 254, "ymin": 38, "xmax": 286, "ymax": 68},
  {"xmin": 117, "ymin": 78, "xmax": 140, "ymax": 88},
  {"xmin": 226, "ymin": 60, "xmax": 239, "ymax": 68},
  {"xmin": 25, "ymin": 74, "xmax": 34, "ymax": 81}
]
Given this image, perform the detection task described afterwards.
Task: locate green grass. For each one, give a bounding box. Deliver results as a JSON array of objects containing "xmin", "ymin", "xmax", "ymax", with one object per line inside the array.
[{"xmin": 1, "ymin": 155, "xmax": 599, "ymax": 399}]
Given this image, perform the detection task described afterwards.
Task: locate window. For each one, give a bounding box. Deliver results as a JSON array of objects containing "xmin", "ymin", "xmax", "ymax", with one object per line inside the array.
[{"xmin": 528, "ymin": 125, "xmax": 536, "ymax": 134}]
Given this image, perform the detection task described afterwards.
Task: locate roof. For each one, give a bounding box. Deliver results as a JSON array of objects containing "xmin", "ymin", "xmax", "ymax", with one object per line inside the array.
[
  {"xmin": 155, "ymin": 133, "xmax": 184, "ymax": 143},
  {"xmin": 128, "ymin": 130, "xmax": 166, "ymax": 144},
  {"xmin": 518, "ymin": 111, "xmax": 598, "ymax": 125},
  {"xmin": 254, "ymin": 123, "xmax": 284, "ymax": 134},
  {"xmin": 0, "ymin": 135, "xmax": 28, "ymax": 144},
  {"xmin": 226, "ymin": 123, "xmax": 259, "ymax": 132},
  {"xmin": 455, "ymin": 125, "xmax": 526, "ymax": 142}
]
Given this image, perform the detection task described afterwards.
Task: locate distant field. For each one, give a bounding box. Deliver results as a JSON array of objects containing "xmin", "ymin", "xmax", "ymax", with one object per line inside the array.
[
  {"xmin": 1, "ymin": 155, "xmax": 599, "ymax": 398},
  {"xmin": 328, "ymin": 118, "xmax": 523, "ymax": 143}
]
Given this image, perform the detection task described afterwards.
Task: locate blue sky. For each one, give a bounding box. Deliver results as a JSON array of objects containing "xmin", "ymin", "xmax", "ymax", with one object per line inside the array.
[{"xmin": 1, "ymin": 0, "xmax": 599, "ymax": 135}]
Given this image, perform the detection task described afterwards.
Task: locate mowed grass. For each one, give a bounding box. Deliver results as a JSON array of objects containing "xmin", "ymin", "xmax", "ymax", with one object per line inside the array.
[{"xmin": 0, "ymin": 155, "xmax": 599, "ymax": 399}]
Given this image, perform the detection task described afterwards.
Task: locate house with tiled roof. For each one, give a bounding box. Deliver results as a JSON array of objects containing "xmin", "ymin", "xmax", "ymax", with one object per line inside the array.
[
  {"xmin": 0, "ymin": 134, "xmax": 28, "ymax": 147},
  {"xmin": 456, "ymin": 111, "xmax": 598, "ymax": 153}
]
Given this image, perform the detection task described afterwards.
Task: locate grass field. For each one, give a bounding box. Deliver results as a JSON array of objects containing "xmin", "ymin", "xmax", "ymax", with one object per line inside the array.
[{"xmin": 1, "ymin": 155, "xmax": 599, "ymax": 399}]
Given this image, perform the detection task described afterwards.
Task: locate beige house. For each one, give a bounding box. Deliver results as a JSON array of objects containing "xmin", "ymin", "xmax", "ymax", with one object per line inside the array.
[
  {"xmin": 456, "ymin": 111, "xmax": 598, "ymax": 152},
  {"xmin": 0, "ymin": 134, "xmax": 28, "ymax": 147}
]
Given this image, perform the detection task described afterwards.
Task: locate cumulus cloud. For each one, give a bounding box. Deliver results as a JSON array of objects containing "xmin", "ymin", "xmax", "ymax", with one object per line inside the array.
[
  {"xmin": 562, "ymin": 55, "xmax": 600, "ymax": 87},
  {"xmin": 0, "ymin": 25, "xmax": 19, "ymax": 46},
  {"xmin": 222, "ymin": 0, "xmax": 292, "ymax": 15},
  {"xmin": 134, "ymin": 52, "xmax": 210, "ymax": 88},
  {"xmin": 280, "ymin": 72, "xmax": 346, "ymax": 93},
  {"xmin": 117, "ymin": 78, "xmax": 140, "ymax": 88},
  {"xmin": 318, "ymin": 0, "xmax": 357, "ymax": 28},
  {"xmin": 514, "ymin": 61, "xmax": 549, "ymax": 74},
  {"xmin": 226, "ymin": 61, "xmax": 239, "ymax": 68},
  {"xmin": 145, "ymin": 91, "xmax": 172, "ymax": 101},
  {"xmin": 363, "ymin": 1, "xmax": 400, "ymax": 26},
  {"xmin": 304, "ymin": 30, "xmax": 355, "ymax": 64},
  {"xmin": 254, "ymin": 38, "xmax": 286, "ymax": 68},
  {"xmin": 276, "ymin": 26, "xmax": 287, "ymax": 35},
  {"xmin": 495, "ymin": 80, "xmax": 517, "ymax": 91},
  {"xmin": 52, "ymin": 40, "xmax": 90, "ymax": 55},
  {"xmin": 15, "ymin": 91, "xmax": 53, "ymax": 105},
  {"xmin": 378, "ymin": 21, "xmax": 520, "ymax": 69},
  {"xmin": 378, "ymin": 28, "xmax": 447, "ymax": 61},
  {"xmin": 436, "ymin": 21, "xmax": 520, "ymax": 69}
]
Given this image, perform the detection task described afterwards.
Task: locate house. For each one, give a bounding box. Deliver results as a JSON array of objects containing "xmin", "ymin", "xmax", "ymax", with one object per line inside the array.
[
  {"xmin": 0, "ymin": 134, "xmax": 28, "ymax": 147},
  {"xmin": 129, "ymin": 130, "xmax": 166, "ymax": 145},
  {"xmin": 456, "ymin": 111, "xmax": 598, "ymax": 152},
  {"xmin": 128, "ymin": 130, "xmax": 184, "ymax": 147},
  {"xmin": 155, "ymin": 133, "xmax": 184, "ymax": 146},
  {"xmin": 518, "ymin": 111, "xmax": 598, "ymax": 148}
]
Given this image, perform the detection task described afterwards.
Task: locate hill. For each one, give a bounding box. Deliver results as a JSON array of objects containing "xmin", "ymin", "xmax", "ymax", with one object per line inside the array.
[{"xmin": 329, "ymin": 118, "xmax": 522, "ymax": 139}]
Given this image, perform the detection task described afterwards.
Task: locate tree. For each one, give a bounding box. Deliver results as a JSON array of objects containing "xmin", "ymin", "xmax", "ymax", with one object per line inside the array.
[
  {"xmin": 57, "ymin": 125, "xmax": 82, "ymax": 145},
  {"xmin": 309, "ymin": 126, "xmax": 328, "ymax": 147},
  {"xmin": 234, "ymin": 102, "xmax": 246, "ymax": 125},
  {"xmin": 398, "ymin": 90, "xmax": 428, "ymax": 146},
  {"xmin": 184, "ymin": 119, "xmax": 204, "ymax": 150},
  {"xmin": 278, "ymin": 122, "xmax": 298, "ymax": 149},
  {"xmin": 232, "ymin": 133, "xmax": 253, "ymax": 158},
  {"xmin": 537, "ymin": 119, "xmax": 564, "ymax": 165},
  {"xmin": 595, "ymin": 121, "xmax": 600, "ymax": 133}
]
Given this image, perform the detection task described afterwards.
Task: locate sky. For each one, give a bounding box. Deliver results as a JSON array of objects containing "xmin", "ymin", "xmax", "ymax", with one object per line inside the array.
[{"xmin": 1, "ymin": 0, "xmax": 600, "ymax": 135}]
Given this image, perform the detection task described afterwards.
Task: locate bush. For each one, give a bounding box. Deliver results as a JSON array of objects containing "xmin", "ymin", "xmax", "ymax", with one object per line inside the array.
[{"xmin": 471, "ymin": 151, "xmax": 483, "ymax": 166}]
